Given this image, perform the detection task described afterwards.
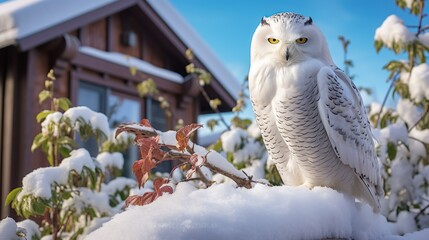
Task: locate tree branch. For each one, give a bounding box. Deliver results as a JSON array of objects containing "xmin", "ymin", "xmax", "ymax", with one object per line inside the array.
[
  {"xmin": 408, "ymin": 105, "xmax": 429, "ymax": 132},
  {"xmin": 375, "ymin": 74, "xmax": 399, "ymax": 127},
  {"xmin": 121, "ymin": 124, "xmax": 252, "ymax": 188}
]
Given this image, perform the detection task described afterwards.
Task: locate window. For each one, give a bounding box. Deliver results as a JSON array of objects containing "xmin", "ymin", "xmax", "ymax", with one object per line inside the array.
[
  {"xmin": 77, "ymin": 82, "xmax": 107, "ymax": 157},
  {"xmin": 146, "ymin": 97, "xmax": 167, "ymax": 131},
  {"xmin": 107, "ymin": 94, "xmax": 141, "ymax": 177},
  {"xmin": 77, "ymin": 81, "xmax": 172, "ymax": 176},
  {"xmin": 146, "ymin": 97, "xmax": 171, "ymax": 173},
  {"xmin": 77, "ymin": 81, "xmax": 141, "ymax": 177}
]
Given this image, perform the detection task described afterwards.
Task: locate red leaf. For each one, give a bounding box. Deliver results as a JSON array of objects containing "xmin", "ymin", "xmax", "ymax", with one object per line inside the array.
[
  {"xmin": 125, "ymin": 193, "xmax": 156, "ymax": 207},
  {"xmin": 185, "ymin": 153, "xmax": 207, "ymax": 179},
  {"xmin": 176, "ymin": 123, "xmax": 203, "ymax": 151},
  {"xmin": 135, "ymin": 136, "xmax": 164, "ymax": 161},
  {"xmin": 132, "ymin": 159, "xmax": 152, "ymax": 188},
  {"xmin": 132, "ymin": 137, "xmax": 167, "ymax": 188},
  {"xmin": 125, "ymin": 178, "xmax": 174, "ymax": 207},
  {"xmin": 153, "ymin": 178, "xmax": 174, "ymax": 195},
  {"xmin": 115, "ymin": 119, "xmax": 156, "ymax": 139},
  {"xmin": 140, "ymin": 118, "xmax": 152, "ymax": 127}
]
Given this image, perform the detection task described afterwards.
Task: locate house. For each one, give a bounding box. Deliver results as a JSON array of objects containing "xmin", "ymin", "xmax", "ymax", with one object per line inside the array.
[{"xmin": 0, "ymin": 0, "xmax": 239, "ymax": 218}]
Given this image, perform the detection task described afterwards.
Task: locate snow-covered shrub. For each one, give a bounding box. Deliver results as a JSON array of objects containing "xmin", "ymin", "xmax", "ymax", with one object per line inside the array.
[
  {"xmin": 4, "ymin": 70, "xmax": 136, "ymax": 240},
  {"xmin": 207, "ymin": 122, "xmax": 278, "ymax": 185},
  {"xmin": 371, "ymin": 0, "xmax": 429, "ymax": 232}
]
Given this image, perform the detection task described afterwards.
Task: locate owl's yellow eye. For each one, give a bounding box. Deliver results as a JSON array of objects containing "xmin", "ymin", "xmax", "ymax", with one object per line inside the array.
[
  {"xmin": 268, "ymin": 38, "xmax": 280, "ymax": 44},
  {"xmin": 296, "ymin": 37, "xmax": 308, "ymax": 44}
]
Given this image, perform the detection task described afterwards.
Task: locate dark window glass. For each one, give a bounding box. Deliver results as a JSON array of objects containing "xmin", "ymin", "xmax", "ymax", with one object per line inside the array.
[
  {"xmin": 108, "ymin": 94, "xmax": 141, "ymax": 177},
  {"xmin": 77, "ymin": 82, "xmax": 107, "ymax": 156},
  {"xmin": 146, "ymin": 98, "xmax": 171, "ymax": 173}
]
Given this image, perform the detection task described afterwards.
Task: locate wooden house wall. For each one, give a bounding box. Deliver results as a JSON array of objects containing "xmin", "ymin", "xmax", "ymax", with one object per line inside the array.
[{"xmin": 1, "ymin": 7, "xmax": 202, "ymax": 218}]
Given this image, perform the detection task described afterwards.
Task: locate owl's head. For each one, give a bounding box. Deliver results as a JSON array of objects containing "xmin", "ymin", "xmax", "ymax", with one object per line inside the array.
[{"xmin": 250, "ymin": 13, "xmax": 333, "ymax": 66}]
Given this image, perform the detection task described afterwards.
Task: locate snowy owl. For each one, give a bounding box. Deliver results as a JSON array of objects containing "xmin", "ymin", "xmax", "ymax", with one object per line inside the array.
[{"xmin": 249, "ymin": 13, "xmax": 383, "ymax": 212}]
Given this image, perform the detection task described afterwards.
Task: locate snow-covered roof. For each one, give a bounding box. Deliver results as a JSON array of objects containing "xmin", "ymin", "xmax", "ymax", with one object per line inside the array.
[
  {"xmin": 79, "ymin": 46, "xmax": 184, "ymax": 83},
  {"xmin": 0, "ymin": 0, "xmax": 115, "ymax": 48},
  {"xmin": 146, "ymin": 0, "xmax": 240, "ymax": 100},
  {"xmin": 0, "ymin": 0, "xmax": 240, "ymax": 100}
]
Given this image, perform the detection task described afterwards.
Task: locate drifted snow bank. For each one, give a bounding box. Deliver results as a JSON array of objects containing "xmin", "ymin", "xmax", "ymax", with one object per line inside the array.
[{"xmin": 85, "ymin": 183, "xmax": 425, "ymax": 240}]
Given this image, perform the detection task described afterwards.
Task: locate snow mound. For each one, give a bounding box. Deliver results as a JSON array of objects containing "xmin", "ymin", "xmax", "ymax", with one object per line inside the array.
[
  {"xmin": 96, "ymin": 152, "xmax": 124, "ymax": 171},
  {"xmin": 408, "ymin": 63, "xmax": 429, "ymax": 102},
  {"xmin": 64, "ymin": 106, "xmax": 110, "ymax": 136},
  {"xmin": 87, "ymin": 183, "xmax": 392, "ymax": 240},
  {"xmin": 18, "ymin": 148, "xmax": 95, "ymax": 199},
  {"xmin": 375, "ymin": 15, "xmax": 416, "ymax": 48}
]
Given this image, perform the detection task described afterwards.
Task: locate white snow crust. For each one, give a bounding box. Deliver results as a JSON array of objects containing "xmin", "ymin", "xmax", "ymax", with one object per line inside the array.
[{"xmin": 86, "ymin": 183, "xmax": 429, "ymax": 240}]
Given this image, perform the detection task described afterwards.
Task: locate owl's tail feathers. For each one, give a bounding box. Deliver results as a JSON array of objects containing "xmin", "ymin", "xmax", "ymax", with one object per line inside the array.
[{"xmin": 356, "ymin": 175, "xmax": 382, "ymax": 213}]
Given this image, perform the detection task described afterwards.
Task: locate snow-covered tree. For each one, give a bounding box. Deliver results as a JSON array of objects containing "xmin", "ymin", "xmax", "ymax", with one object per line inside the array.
[{"xmin": 371, "ymin": 0, "xmax": 429, "ymax": 233}]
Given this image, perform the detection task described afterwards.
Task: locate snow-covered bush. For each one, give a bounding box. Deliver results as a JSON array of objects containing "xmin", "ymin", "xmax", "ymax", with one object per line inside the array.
[
  {"xmin": 4, "ymin": 71, "xmax": 136, "ymax": 240},
  {"xmin": 370, "ymin": 0, "xmax": 429, "ymax": 232},
  {"xmin": 208, "ymin": 123, "xmax": 271, "ymax": 184}
]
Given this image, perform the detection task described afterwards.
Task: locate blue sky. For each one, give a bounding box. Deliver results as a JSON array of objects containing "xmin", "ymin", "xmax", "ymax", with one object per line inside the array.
[{"xmin": 169, "ymin": 0, "xmax": 418, "ymax": 106}]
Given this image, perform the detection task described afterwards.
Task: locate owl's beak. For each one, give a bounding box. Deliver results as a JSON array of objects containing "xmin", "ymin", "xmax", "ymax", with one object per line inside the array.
[{"xmin": 286, "ymin": 48, "xmax": 290, "ymax": 61}]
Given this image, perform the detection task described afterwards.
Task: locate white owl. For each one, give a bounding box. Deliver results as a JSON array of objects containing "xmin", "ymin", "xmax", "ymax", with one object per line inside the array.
[{"xmin": 249, "ymin": 13, "xmax": 383, "ymax": 212}]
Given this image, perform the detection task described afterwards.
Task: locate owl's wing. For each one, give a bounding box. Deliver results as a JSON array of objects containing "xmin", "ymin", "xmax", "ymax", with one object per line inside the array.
[{"xmin": 316, "ymin": 66, "xmax": 382, "ymax": 194}]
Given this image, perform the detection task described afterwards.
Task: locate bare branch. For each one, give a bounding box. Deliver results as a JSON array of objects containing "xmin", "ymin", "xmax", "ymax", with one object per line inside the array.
[
  {"xmin": 375, "ymin": 74, "xmax": 399, "ymax": 127},
  {"xmin": 408, "ymin": 105, "xmax": 429, "ymax": 132}
]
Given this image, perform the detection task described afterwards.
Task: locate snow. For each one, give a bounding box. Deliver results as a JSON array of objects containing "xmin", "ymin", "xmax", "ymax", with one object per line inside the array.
[
  {"xmin": 0, "ymin": 0, "xmax": 115, "ymax": 48},
  {"xmin": 158, "ymin": 130, "xmax": 178, "ymax": 146},
  {"xmin": 418, "ymin": 32, "xmax": 429, "ymax": 48},
  {"xmin": 194, "ymin": 144, "xmax": 248, "ymax": 180},
  {"xmin": 375, "ymin": 15, "xmax": 416, "ymax": 48},
  {"xmin": 396, "ymin": 98, "xmax": 422, "ymax": 127},
  {"xmin": 41, "ymin": 112, "xmax": 63, "ymax": 136},
  {"xmin": 96, "ymin": 152, "xmax": 124, "ymax": 171},
  {"xmin": 0, "ymin": 217, "xmax": 21, "ymax": 240},
  {"xmin": 410, "ymin": 129, "xmax": 429, "ymax": 144},
  {"xmin": 221, "ymin": 127, "xmax": 247, "ymax": 152},
  {"xmin": 241, "ymin": 160, "xmax": 266, "ymax": 180},
  {"xmin": 395, "ymin": 211, "xmax": 418, "ymax": 235},
  {"xmin": 87, "ymin": 183, "xmax": 397, "ymax": 240},
  {"xmin": 62, "ymin": 188, "xmax": 114, "ymax": 216},
  {"xmin": 147, "ymin": 0, "xmax": 240, "ymax": 100},
  {"xmin": 379, "ymin": 121, "xmax": 409, "ymax": 145},
  {"xmin": 369, "ymin": 102, "xmax": 390, "ymax": 118},
  {"xmin": 60, "ymin": 148, "xmax": 96, "ymax": 172},
  {"xmin": 80, "ymin": 217, "xmax": 111, "ymax": 238},
  {"xmin": 79, "ymin": 47, "xmax": 184, "ymax": 84},
  {"xmin": 19, "ymin": 167, "xmax": 68, "ymax": 199},
  {"xmin": 64, "ymin": 106, "xmax": 110, "ymax": 136},
  {"xmin": 408, "ymin": 136, "xmax": 426, "ymax": 164},
  {"xmin": 233, "ymin": 140, "xmax": 264, "ymax": 164},
  {"xmin": 408, "ymin": 63, "xmax": 429, "ymax": 102},
  {"xmin": 16, "ymin": 220, "xmax": 40, "ymax": 240},
  {"xmin": 18, "ymin": 148, "xmax": 95, "ymax": 199},
  {"xmin": 390, "ymin": 158, "xmax": 414, "ymax": 197},
  {"xmin": 220, "ymin": 127, "xmax": 265, "ymax": 164},
  {"xmin": 101, "ymin": 177, "xmax": 137, "ymax": 195},
  {"xmin": 247, "ymin": 121, "xmax": 261, "ymax": 139}
]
